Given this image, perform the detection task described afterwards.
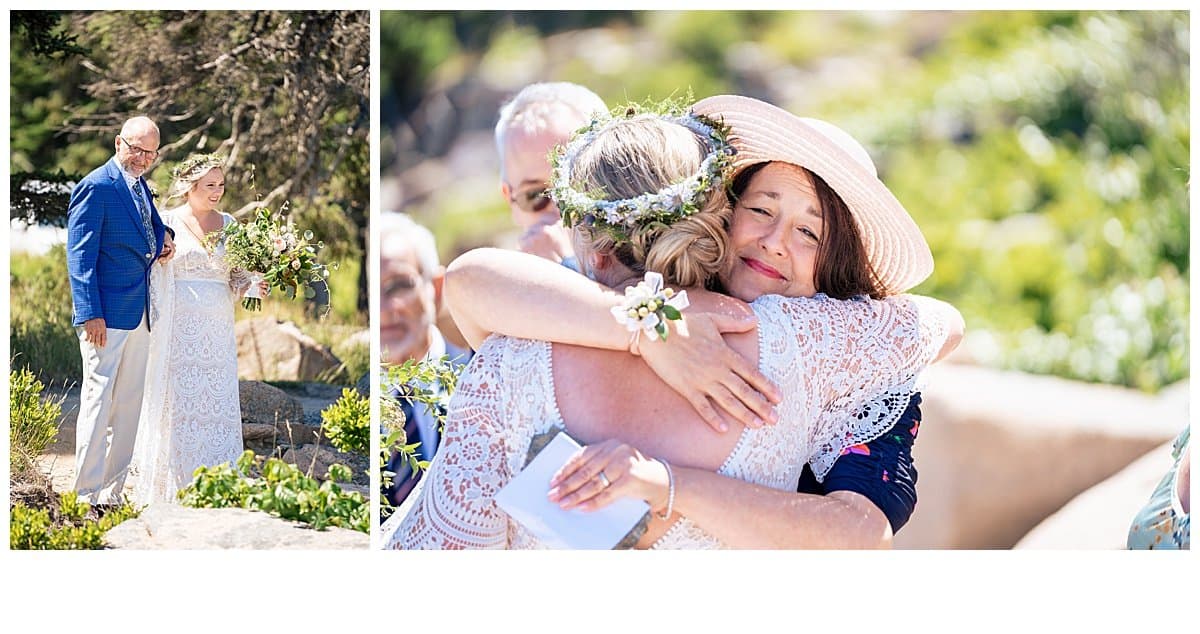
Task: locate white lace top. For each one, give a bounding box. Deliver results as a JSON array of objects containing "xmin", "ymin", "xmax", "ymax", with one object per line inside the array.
[{"xmin": 382, "ymin": 293, "xmax": 951, "ymax": 549}]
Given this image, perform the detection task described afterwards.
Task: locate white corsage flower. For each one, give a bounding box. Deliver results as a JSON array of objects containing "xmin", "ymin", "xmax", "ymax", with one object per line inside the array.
[{"xmin": 610, "ymin": 271, "xmax": 690, "ymax": 342}]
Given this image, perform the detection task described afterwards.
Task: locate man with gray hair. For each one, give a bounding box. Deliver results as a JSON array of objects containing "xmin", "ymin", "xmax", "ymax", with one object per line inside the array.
[
  {"xmin": 494, "ymin": 82, "xmax": 606, "ymax": 271},
  {"xmin": 380, "ymin": 211, "xmax": 470, "ymax": 509},
  {"xmin": 66, "ymin": 115, "xmax": 175, "ymax": 504}
]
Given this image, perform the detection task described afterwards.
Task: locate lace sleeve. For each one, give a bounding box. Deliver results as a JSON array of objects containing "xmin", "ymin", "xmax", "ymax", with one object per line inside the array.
[
  {"xmin": 755, "ymin": 294, "xmax": 952, "ymax": 480},
  {"xmin": 384, "ymin": 338, "xmax": 515, "ymax": 549}
]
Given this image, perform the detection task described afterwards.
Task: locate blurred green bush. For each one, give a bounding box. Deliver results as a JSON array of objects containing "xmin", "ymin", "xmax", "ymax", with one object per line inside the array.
[
  {"xmin": 829, "ymin": 11, "xmax": 1189, "ymax": 392},
  {"xmin": 10, "ymin": 245, "xmax": 78, "ymax": 384}
]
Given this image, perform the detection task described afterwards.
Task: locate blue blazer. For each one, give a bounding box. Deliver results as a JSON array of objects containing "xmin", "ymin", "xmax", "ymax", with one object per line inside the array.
[{"xmin": 67, "ymin": 157, "xmax": 170, "ymax": 330}]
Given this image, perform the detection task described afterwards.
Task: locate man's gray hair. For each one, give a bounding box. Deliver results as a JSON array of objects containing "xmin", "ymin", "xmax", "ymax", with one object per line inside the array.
[
  {"xmin": 494, "ymin": 82, "xmax": 607, "ymax": 182},
  {"xmin": 380, "ymin": 211, "xmax": 440, "ymax": 282}
]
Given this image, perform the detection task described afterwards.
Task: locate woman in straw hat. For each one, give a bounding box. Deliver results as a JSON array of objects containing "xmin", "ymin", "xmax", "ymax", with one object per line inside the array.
[{"xmin": 384, "ymin": 99, "xmax": 961, "ymax": 549}]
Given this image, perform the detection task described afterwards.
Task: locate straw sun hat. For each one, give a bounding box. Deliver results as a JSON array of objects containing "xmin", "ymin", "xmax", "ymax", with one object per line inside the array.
[{"xmin": 692, "ymin": 95, "xmax": 933, "ymax": 295}]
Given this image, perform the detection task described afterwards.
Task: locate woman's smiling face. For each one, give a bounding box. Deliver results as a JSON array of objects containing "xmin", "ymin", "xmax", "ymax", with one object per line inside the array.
[
  {"xmin": 188, "ymin": 167, "xmax": 225, "ymax": 212},
  {"xmin": 720, "ymin": 162, "xmax": 825, "ymax": 302}
]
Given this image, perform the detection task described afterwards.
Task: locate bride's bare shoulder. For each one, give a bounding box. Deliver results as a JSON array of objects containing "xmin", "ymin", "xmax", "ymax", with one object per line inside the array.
[{"xmin": 686, "ymin": 288, "xmax": 755, "ymax": 320}]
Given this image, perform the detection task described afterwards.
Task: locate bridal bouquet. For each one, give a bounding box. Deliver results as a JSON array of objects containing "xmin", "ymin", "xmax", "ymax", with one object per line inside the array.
[{"xmin": 221, "ymin": 205, "xmax": 331, "ymax": 311}]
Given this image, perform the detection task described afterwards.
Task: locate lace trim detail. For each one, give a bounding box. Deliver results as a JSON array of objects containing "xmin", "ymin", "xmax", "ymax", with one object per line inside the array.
[{"xmin": 750, "ymin": 294, "xmax": 949, "ymax": 484}]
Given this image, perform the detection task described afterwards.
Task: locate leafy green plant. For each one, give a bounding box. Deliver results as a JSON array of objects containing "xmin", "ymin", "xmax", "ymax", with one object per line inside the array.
[
  {"xmin": 178, "ymin": 450, "xmax": 368, "ymax": 533},
  {"xmin": 379, "ymin": 356, "xmax": 463, "ymax": 520},
  {"xmin": 320, "ymin": 387, "xmax": 370, "ymax": 454},
  {"xmin": 9, "ymin": 492, "xmax": 138, "ymax": 550},
  {"xmin": 9, "ymin": 366, "xmax": 64, "ymax": 474}
]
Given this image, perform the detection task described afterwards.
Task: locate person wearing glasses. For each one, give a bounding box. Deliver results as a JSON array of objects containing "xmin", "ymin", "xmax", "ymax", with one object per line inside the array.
[
  {"xmin": 66, "ymin": 115, "xmax": 175, "ymax": 505},
  {"xmin": 379, "ymin": 211, "xmax": 472, "ymax": 514},
  {"xmin": 494, "ymin": 82, "xmax": 607, "ymax": 272}
]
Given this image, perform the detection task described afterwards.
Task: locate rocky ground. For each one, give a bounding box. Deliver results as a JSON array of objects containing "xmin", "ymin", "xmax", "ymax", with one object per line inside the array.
[{"xmin": 31, "ymin": 380, "xmax": 369, "ymax": 549}]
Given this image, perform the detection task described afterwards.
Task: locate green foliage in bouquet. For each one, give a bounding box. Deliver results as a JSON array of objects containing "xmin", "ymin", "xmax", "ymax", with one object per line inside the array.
[
  {"xmin": 9, "ymin": 366, "xmax": 64, "ymax": 475},
  {"xmin": 10, "ymin": 492, "xmax": 138, "ymax": 550},
  {"xmin": 321, "ymin": 387, "xmax": 370, "ymax": 455},
  {"xmin": 221, "ymin": 205, "xmax": 332, "ymax": 311},
  {"xmin": 178, "ymin": 450, "xmax": 368, "ymax": 533}
]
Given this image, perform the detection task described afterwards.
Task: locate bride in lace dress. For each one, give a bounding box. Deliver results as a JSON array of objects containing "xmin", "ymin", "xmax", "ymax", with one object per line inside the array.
[
  {"xmin": 383, "ymin": 104, "xmax": 962, "ymax": 549},
  {"xmin": 130, "ymin": 155, "xmax": 264, "ymax": 505}
]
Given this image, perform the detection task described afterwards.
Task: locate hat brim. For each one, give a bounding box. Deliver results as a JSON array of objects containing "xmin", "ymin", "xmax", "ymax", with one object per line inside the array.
[{"xmin": 693, "ymin": 95, "xmax": 933, "ymax": 295}]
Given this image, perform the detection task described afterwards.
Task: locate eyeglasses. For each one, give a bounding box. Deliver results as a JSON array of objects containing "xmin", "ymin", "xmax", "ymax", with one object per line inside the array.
[
  {"xmin": 382, "ymin": 272, "xmax": 421, "ymax": 298},
  {"xmin": 119, "ymin": 135, "xmax": 160, "ymax": 159},
  {"xmin": 508, "ymin": 186, "xmax": 553, "ymax": 214}
]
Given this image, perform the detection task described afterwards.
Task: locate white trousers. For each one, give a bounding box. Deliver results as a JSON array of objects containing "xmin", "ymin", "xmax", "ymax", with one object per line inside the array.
[{"xmin": 73, "ymin": 314, "xmax": 150, "ymax": 504}]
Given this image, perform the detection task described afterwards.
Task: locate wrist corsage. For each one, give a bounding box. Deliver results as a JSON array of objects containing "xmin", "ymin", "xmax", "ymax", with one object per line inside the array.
[{"xmin": 611, "ymin": 271, "xmax": 690, "ymax": 345}]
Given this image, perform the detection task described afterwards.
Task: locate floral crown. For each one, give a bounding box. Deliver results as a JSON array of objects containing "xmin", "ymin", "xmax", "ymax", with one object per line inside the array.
[
  {"xmin": 171, "ymin": 153, "xmax": 225, "ymax": 181},
  {"xmin": 550, "ymin": 101, "xmax": 735, "ymax": 244}
]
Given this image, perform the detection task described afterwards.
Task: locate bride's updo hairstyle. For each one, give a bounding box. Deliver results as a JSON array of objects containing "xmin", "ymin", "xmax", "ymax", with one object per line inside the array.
[
  {"xmin": 556, "ymin": 113, "xmax": 733, "ymax": 289},
  {"xmin": 166, "ymin": 153, "xmax": 225, "ymax": 201}
]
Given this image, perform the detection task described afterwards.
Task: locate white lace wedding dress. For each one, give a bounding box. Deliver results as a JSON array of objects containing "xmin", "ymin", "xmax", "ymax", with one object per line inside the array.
[
  {"xmin": 381, "ymin": 293, "xmax": 951, "ymax": 549},
  {"xmin": 130, "ymin": 210, "xmax": 246, "ymax": 505}
]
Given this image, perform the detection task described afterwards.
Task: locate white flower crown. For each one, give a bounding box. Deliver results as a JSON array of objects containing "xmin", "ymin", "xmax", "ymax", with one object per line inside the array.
[{"xmin": 550, "ymin": 107, "xmax": 735, "ymax": 243}]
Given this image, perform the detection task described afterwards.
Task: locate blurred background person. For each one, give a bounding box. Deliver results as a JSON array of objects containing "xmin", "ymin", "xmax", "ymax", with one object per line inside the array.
[
  {"xmin": 379, "ymin": 211, "xmax": 471, "ymax": 509},
  {"xmin": 1127, "ymin": 426, "xmax": 1189, "ymax": 549},
  {"xmin": 495, "ymin": 81, "xmax": 607, "ymax": 272}
]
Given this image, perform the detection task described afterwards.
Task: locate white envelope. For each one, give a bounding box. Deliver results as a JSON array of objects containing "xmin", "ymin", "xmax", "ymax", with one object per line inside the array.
[{"xmin": 495, "ymin": 431, "xmax": 650, "ymax": 549}]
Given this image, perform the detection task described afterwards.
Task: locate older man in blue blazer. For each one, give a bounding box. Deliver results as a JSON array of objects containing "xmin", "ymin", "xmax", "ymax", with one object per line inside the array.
[{"xmin": 67, "ymin": 115, "xmax": 175, "ymax": 504}]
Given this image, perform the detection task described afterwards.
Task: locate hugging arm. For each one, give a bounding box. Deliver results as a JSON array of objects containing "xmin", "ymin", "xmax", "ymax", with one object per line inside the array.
[
  {"xmin": 679, "ymin": 297, "xmax": 954, "ymax": 546},
  {"xmin": 797, "ymin": 393, "xmax": 922, "ymax": 533},
  {"xmin": 552, "ymin": 397, "xmax": 924, "ymax": 546},
  {"xmin": 552, "ymin": 296, "xmax": 959, "ymax": 547},
  {"xmin": 444, "ymin": 248, "xmax": 780, "ymax": 430},
  {"xmin": 550, "ymin": 441, "xmax": 893, "ymax": 548}
]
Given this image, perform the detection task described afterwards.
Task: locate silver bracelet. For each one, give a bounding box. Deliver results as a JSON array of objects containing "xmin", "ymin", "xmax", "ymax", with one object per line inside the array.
[{"xmin": 655, "ymin": 458, "xmax": 675, "ymax": 520}]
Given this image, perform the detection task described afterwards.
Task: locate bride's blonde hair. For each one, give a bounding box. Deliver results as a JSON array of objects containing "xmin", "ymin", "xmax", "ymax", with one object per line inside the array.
[
  {"xmin": 566, "ymin": 115, "xmax": 730, "ymax": 288},
  {"xmin": 166, "ymin": 153, "xmax": 226, "ymax": 201}
]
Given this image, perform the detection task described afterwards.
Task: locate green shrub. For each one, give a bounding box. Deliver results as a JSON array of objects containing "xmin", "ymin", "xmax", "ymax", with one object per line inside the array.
[
  {"xmin": 9, "ymin": 491, "xmax": 138, "ymax": 550},
  {"xmin": 320, "ymin": 387, "xmax": 370, "ymax": 454},
  {"xmin": 8, "ymin": 366, "xmax": 63, "ymax": 474},
  {"xmin": 179, "ymin": 450, "xmax": 368, "ymax": 533},
  {"xmin": 10, "ymin": 245, "xmax": 79, "ymax": 384}
]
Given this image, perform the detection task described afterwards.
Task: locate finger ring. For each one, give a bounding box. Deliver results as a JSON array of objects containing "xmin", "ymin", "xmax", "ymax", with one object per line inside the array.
[{"xmin": 597, "ymin": 472, "xmax": 611, "ymax": 488}]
